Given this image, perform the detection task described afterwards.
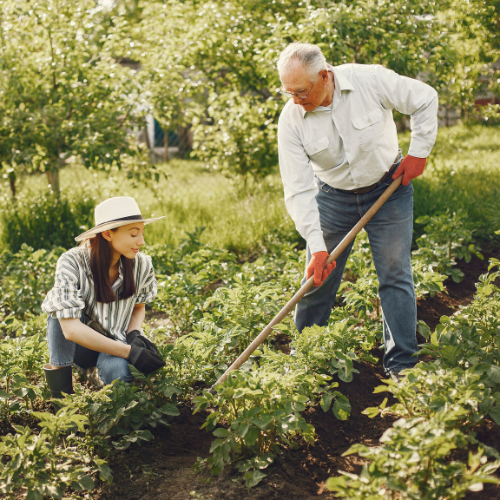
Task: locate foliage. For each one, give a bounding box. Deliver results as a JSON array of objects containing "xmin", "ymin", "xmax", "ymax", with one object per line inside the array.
[
  {"xmin": 152, "ymin": 238, "xmax": 240, "ymax": 334},
  {"xmin": 0, "ymin": 0, "xmax": 148, "ymax": 192},
  {"xmin": 414, "ymin": 210, "xmax": 483, "ymax": 283},
  {"xmin": 419, "ymin": 263, "xmax": 500, "ymax": 376},
  {"xmin": 285, "ymin": 322, "xmax": 361, "ymax": 383},
  {"xmin": 130, "ymin": 0, "xmax": 477, "ymax": 180},
  {"xmin": 363, "ymin": 362, "xmax": 500, "ymax": 430},
  {"xmin": 0, "ymin": 191, "xmax": 94, "ymax": 252},
  {"xmin": 0, "ymin": 244, "xmax": 65, "ymax": 319},
  {"xmin": 194, "ymin": 365, "xmax": 332, "ymax": 487},
  {"xmin": 0, "ymin": 334, "xmax": 48, "ymax": 417},
  {"xmin": 58, "ymin": 380, "xmax": 179, "ymax": 458},
  {"xmin": 0, "ymin": 410, "xmax": 111, "ymax": 500},
  {"xmin": 327, "ymin": 415, "xmax": 500, "ymax": 499}
]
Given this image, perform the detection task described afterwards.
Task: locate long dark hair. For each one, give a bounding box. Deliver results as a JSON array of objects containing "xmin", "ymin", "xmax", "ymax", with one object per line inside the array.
[{"xmin": 89, "ymin": 231, "xmax": 136, "ymax": 303}]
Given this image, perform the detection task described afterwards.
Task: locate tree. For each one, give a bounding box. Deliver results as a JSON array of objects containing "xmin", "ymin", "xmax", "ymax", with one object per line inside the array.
[
  {"xmin": 0, "ymin": 0, "xmax": 148, "ymax": 195},
  {"xmin": 137, "ymin": 0, "xmax": 463, "ymax": 181}
]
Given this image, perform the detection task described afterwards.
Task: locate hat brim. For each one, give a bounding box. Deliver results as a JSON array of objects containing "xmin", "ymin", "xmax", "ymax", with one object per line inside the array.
[{"xmin": 75, "ymin": 216, "xmax": 165, "ymax": 242}]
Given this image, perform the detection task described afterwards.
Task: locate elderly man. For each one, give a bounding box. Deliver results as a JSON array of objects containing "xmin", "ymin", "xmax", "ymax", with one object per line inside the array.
[{"xmin": 277, "ymin": 42, "xmax": 438, "ymax": 379}]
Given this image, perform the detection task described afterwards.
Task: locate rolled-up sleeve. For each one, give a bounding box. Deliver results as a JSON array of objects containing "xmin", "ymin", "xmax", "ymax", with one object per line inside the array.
[
  {"xmin": 42, "ymin": 253, "xmax": 85, "ymax": 319},
  {"xmin": 278, "ymin": 111, "xmax": 326, "ymax": 254},
  {"xmin": 135, "ymin": 255, "xmax": 158, "ymax": 304},
  {"xmin": 375, "ymin": 65, "xmax": 438, "ymax": 158}
]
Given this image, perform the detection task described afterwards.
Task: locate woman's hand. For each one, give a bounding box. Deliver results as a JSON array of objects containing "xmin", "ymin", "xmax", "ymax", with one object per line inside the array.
[
  {"xmin": 126, "ymin": 329, "xmax": 160, "ymax": 356},
  {"xmin": 127, "ymin": 338, "xmax": 165, "ymax": 374}
]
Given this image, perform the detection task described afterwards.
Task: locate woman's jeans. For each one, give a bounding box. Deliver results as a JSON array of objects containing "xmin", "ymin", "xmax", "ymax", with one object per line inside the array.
[
  {"xmin": 46, "ymin": 316, "xmax": 134, "ymax": 385},
  {"xmin": 295, "ymin": 173, "xmax": 418, "ymax": 374}
]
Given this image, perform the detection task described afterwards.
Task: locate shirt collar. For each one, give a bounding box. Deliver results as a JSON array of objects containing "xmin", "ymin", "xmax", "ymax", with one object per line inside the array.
[{"xmin": 300, "ymin": 65, "xmax": 354, "ymax": 117}]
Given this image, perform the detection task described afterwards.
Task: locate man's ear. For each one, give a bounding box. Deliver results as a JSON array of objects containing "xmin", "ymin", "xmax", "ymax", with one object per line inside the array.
[{"xmin": 101, "ymin": 230, "xmax": 112, "ymax": 242}]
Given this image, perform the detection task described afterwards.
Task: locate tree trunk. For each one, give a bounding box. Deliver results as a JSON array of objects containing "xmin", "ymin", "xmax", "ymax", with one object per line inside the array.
[
  {"xmin": 8, "ymin": 172, "xmax": 15, "ymax": 197},
  {"xmin": 164, "ymin": 129, "xmax": 169, "ymax": 163},
  {"xmin": 46, "ymin": 169, "xmax": 60, "ymax": 194}
]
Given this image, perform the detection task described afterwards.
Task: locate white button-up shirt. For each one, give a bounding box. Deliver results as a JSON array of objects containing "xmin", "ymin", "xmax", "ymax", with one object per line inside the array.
[{"xmin": 277, "ymin": 63, "xmax": 439, "ymax": 254}]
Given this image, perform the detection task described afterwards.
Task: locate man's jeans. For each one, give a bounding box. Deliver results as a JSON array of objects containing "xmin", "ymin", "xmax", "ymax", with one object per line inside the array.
[
  {"xmin": 46, "ymin": 316, "xmax": 133, "ymax": 385},
  {"xmin": 295, "ymin": 173, "xmax": 418, "ymax": 374}
]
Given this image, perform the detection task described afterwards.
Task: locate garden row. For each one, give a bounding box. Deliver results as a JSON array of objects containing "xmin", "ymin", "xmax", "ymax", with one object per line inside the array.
[{"xmin": 0, "ymin": 212, "xmax": 494, "ymax": 498}]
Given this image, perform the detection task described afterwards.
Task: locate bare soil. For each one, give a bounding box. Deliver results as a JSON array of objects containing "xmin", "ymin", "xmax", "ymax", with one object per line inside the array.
[{"xmin": 91, "ymin": 246, "xmax": 500, "ymax": 500}]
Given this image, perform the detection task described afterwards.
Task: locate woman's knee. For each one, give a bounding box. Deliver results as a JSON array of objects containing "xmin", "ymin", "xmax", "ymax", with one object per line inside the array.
[{"xmin": 98, "ymin": 355, "xmax": 134, "ymax": 385}]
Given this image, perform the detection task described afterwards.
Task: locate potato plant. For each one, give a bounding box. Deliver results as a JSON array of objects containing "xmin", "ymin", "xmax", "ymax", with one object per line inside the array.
[
  {"xmin": 364, "ymin": 362, "xmax": 500, "ymax": 429},
  {"xmin": 414, "ymin": 210, "xmax": 483, "ymax": 283},
  {"xmin": 0, "ymin": 410, "xmax": 111, "ymax": 500},
  {"xmin": 193, "ymin": 366, "xmax": 326, "ymax": 487},
  {"xmin": 0, "ymin": 334, "xmax": 48, "ymax": 416},
  {"xmin": 58, "ymin": 380, "xmax": 179, "ymax": 458},
  {"xmin": 419, "ymin": 263, "xmax": 500, "ymax": 379},
  {"xmin": 327, "ymin": 415, "xmax": 500, "ymax": 500}
]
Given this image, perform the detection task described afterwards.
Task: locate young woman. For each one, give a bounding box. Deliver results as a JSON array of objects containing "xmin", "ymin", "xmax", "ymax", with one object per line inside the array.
[{"xmin": 42, "ymin": 196, "xmax": 165, "ymax": 399}]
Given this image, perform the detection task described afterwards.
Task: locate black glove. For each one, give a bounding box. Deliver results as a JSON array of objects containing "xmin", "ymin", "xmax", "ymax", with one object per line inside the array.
[
  {"xmin": 127, "ymin": 341, "xmax": 165, "ymax": 375},
  {"xmin": 126, "ymin": 330, "xmax": 160, "ymax": 356}
]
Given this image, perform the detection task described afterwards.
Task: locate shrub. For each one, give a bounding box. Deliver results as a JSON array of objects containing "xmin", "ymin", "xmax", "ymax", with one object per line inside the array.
[
  {"xmin": 0, "ymin": 244, "xmax": 64, "ymax": 320},
  {"xmin": 0, "ymin": 192, "xmax": 95, "ymax": 252}
]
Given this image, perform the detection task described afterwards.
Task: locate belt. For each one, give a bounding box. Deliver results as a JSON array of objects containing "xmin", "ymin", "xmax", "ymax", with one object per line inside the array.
[{"xmin": 336, "ymin": 158, "xmax": 400, "ymax": 195}]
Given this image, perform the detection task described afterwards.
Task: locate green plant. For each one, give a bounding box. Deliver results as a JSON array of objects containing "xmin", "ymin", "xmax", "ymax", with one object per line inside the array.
[
  {"xmin": 0, "ymin": 410, "xmax": 111, "ymax": 499},
  {"xmin": 0, "ymin": 334, "xmax": 48, "ymax": 416},
  {"xmin": 58, "ymin": 380, "xmax": 178, "ymax": 458},
  {"xmin": 287, "ymin": 322, "xmax": 361, "ymax": 383},
  {"xmin": 0, "ymin": 244, "xmax": 65, "ymax": 318},
  {"xmin": 201, "ymin": 278, "xmax": 283, "ymax": 355},
  {"xmin": 0, "ymin": 0, "xmax": 147, "ymax": 193},
  {"xmin": 414, "ymin": 210, "xmax": 483, "ymax": 282},
  {"xmin": 419, "ymin": 263, "xmax": 500, "ymax": 379},
  {"xmin": 0, "ymin": 192, "xmax": 94, "ymax": 253},
  {"xmin": 364, "ymin": 362, "xmax": 500, "ymax": 430},
  {"xmin": 193, "ymin": 366, "xmax": 323, "ymax": 487},
  {"xmin": 153, "ymin": 242, "xmax": 240, "ymax": 335},
  {"xmin": 327, "ymin": 415, "xmax": 500, "ymax": 499}
]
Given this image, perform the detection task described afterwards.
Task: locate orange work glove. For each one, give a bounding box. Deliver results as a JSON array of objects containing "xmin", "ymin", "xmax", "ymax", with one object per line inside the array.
[
  {"xmin": 307, "ymin": 251, "xmax": 336, "ymax": 287},
  {"xmin": 392, "ymin": 155, "xmax": 427, "ymax": 186}
]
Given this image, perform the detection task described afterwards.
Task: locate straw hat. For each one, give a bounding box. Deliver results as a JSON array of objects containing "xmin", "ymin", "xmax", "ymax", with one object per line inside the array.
[{"xmin": 75, "ymin": 197, "xmax": 164, "ymax": 242}]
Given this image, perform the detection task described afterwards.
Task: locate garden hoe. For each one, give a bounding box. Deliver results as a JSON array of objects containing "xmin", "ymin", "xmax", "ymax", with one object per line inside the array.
[{"xmin": 210, "ymin": 175, "xmax": 403, "ymax": 393}]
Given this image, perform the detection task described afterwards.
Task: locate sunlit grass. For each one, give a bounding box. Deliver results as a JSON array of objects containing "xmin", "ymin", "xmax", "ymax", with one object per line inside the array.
[
  {"xmin": 400, "ymin": 124, "xmax": 500, "ymax": 239},
  {"xmin": 1, "ymin": 123, "xmax": 499, "ymax": 253},
  {"xmin": 6, "ymin": 160, "xmax": 295, "ymax": 255}
]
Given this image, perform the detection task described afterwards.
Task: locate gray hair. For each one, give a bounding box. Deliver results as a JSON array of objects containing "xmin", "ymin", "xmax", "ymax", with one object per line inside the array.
[{"xmin": 277, "ymin": 42, "xmax": 327, "ymax": 80}]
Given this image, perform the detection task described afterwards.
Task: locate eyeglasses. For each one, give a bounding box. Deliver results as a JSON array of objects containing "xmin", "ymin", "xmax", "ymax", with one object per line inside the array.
[{"xmin": 279, "ymin": 74, "xmax": 319, "ymax": 99}]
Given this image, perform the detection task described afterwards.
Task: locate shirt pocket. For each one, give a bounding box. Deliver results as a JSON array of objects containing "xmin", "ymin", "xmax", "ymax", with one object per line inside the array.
[
  {"xmin": 304, "ymin": 135, "xmax": 329, "ymax": 158},
  {"xmin": 351, "ymin": 107, "xmax": 383, "ymax": 152}
]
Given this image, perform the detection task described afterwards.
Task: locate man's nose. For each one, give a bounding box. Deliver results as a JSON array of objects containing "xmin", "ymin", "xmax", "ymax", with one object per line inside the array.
[{"xmin": 292, "ymin": 95, "xmax": 303, "ymax": 105}]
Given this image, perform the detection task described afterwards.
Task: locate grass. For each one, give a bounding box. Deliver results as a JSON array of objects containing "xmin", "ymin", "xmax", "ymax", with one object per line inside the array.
[
  {"xmin": 400, "ymin": 124, "xmax": 500, "ymax": 240},
  {"xmin": 1, "ymin": 123, "xmax": 499, "ymax": 254},
  {"xmin": 0, "ymin": 160, "xmax": 296, "ymax": 256}
]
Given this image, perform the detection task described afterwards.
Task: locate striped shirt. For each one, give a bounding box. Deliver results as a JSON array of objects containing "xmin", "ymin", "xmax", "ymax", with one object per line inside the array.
[{"xmin": 42, "ymin": 247, "xmax": 157, "ymax": 343}]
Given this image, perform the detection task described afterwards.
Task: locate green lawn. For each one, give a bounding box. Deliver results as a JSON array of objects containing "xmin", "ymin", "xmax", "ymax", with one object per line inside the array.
[{"xmin": 1, "ymin": 123, "xmax": 499, "ymax": 254}]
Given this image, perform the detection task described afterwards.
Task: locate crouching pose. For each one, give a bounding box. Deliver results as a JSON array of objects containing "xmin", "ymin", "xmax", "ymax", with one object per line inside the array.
[{"xmin": 42, "ymin": 196, "xmax": 166, "ymax": 399}]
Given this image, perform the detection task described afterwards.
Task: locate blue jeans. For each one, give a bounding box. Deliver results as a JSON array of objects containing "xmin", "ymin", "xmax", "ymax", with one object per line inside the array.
[
  {"xmin": 46, "ymin": 316, "xmax": 134, "ymax": 385},
  {"xmin": 295, "ymin": 170, "xmax": 418, "ymax": 374}
]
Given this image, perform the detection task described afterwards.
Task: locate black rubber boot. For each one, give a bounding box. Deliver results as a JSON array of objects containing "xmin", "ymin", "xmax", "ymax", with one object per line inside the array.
[{"xmin": 43, "ymin": 364, "xmax": 74, "ymax": 399}]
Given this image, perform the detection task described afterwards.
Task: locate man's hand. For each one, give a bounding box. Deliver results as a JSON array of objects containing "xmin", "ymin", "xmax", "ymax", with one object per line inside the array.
[
  {"xmin": 307, "ymin": 251, "xmax": 336, "ymax": 287},
  {"xmin": 392, "ymin": 155, "xmax": 427, "ymax": 186}
]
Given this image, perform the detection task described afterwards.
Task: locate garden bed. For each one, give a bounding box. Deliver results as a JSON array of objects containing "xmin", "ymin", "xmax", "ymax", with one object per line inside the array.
[{"xmin": 89, "ymin": 247, "xmax": 500, "ymax": 500}]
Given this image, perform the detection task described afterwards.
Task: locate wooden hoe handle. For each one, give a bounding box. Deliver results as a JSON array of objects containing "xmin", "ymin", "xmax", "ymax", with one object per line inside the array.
[{"xmin": 210, "ymin": 176, "xmax": 403, "ymax": 391}]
